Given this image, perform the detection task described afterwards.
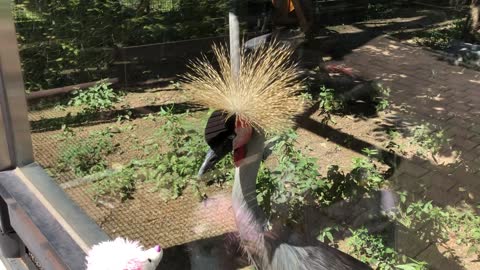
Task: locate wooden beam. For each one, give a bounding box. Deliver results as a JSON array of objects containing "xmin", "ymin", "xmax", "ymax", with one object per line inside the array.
[{"xmin": 26, "ymin": 78, "xmax": 119, "ymax": 101}]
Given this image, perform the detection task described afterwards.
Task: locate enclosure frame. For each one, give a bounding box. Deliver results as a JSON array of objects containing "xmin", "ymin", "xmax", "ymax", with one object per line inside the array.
[{"xmin": 0, "ymin": 2, "xmax": 109, "ymax": 269}]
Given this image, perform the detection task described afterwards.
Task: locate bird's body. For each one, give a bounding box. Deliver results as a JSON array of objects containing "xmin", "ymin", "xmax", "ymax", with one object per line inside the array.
[{"xmin": 230, "ymin": 131, "xmax": 371, "ymax": 270}]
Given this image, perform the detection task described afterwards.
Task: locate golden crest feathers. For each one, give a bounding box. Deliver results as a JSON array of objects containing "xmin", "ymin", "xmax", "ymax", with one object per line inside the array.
[{"xmin": 181, "ymin": 41, "xmax": 307, "ymax": 133}]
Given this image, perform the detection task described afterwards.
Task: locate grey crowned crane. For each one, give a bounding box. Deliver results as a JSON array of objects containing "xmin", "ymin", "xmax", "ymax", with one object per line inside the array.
[{"xmin": 182, "ymin": 43, "xmax": 372, "ymax": 270}]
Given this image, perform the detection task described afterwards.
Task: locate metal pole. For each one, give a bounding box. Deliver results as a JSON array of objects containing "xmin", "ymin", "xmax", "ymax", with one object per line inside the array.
[{"xmin": 229, "ymin": 0, "xmax": 241, "ymax": 79}]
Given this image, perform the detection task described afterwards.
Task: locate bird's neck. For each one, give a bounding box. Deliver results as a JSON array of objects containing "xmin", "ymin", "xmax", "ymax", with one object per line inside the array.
[{"xmin": 232, "ymin": 132, "xmax": 267, "ymax": 244}]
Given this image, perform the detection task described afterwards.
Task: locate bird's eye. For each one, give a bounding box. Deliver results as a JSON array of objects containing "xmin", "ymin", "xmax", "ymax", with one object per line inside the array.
[{"xmin": 148, "ymin": 258, "xmax": 152, "ymax": 263}]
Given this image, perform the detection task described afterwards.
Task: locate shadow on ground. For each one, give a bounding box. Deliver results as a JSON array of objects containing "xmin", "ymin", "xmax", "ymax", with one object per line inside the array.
[{"xmin": 30, "ymin": 102, "xmax": 206, "ymax": 132}]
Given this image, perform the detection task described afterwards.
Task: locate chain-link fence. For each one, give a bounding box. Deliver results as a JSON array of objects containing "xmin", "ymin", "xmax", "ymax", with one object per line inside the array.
[
  {"xmin": 12, "ymin": 0, "xmax": 229, "ymax": 91},
  {"xmin": 119, "ymin": 0, "xmax": 179, "ymax": 12}
]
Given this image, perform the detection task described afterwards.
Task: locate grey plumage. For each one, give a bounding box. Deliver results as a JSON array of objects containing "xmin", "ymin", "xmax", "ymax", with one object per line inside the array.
[{"xmin": 229, "ymin": 131, "xmax": 371, "ymax": 270}]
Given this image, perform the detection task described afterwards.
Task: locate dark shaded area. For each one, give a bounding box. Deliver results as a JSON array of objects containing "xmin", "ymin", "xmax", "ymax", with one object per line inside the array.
[
  {"xmin": 30, "ymin": 102, "xmax": 205, "ymax": 132},
  {"xmin": 309, "ymin": 8, "xmax": 457, "ymax": 60},
  {"xmin": 158, "ymin": 233, "xmax": 249, "ymax": 270},
  {"xmin": 14, "ymin": 0, "xmax": 230, "ymax": 90}
]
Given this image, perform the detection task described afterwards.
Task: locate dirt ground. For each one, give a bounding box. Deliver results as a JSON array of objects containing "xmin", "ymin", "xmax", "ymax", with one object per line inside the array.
[{"xmin": 27, "ymin": 5, "xmax": 480, "ymax": 270}]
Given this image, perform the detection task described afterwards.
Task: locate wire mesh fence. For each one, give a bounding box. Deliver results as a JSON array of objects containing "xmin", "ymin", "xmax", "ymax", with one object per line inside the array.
[
  {"xmin": 118, "ymin": 0, "xmax": 179, "ymax": 12},
  {"xmin": 12, "ymin": 0, "xmax": 229, "ymax": 91}
]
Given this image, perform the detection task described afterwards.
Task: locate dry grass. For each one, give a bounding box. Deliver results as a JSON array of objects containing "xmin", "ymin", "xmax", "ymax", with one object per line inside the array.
[{"xmin": 181, "ymin": 42, "xmax": 307, "ymax": 134}]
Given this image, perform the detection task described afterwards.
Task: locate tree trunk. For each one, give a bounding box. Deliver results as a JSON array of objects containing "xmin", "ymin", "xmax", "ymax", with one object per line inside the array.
[
  {"xmin": 136, "ymin": 0, "xmax": 151, "ymax": 15},
  {"xmin": 466, "ymin": 0, "xmax": 480, "ymax": 42}
]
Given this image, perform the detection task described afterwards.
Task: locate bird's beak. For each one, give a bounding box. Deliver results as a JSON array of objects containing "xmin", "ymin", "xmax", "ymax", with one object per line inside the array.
[
  {"xmin": 198, "ymin": 142, "xmax": 232, "ymax": 177},
  {"xmin": 198, "ymin": 148, "xmax": 220, "ymax": 177}
]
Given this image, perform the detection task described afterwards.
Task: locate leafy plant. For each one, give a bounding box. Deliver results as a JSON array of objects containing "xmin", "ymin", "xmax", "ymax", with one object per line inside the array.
[
  {"xmin": 350, "ymin": 148, "xmax": 386, "ymax": 191},
  {"xmin": 272, "ymin": 131, "xmax": 325, "ymax": 198},
  {"xmin": 372, "ymin": 83, "xmax": 391, "ymax": 112},
  {"xmin": 58, "ymin": 130, "xmax": 115, "ymax": 176},
  {"xmin": 92, "ymin": 166, "xmax": 137, "ymax": 201},
  {"xmin": 257, "ymin": 139, "xmax": 388, "ymax": 222},
  {"xmin": 13, "ymin": 4, "xmax": 43, "ymax": 22},
  {"xmin": 410, "ymin": 123, "xmax": 449, "ymax": 158},
  {"xmin": 394, "ymin": 198, "xmax": 480, "ymax": 256},
  {"xmin": 365, "ymin": 3, "xmax": 394, "ymax": 20},
  {"xmin": 86, "ymin": 108, "xmax": 234, "ymax": 201},
  {"xmin": 318, "ymin": 148, "xmax": 388, "ymax": 206},
  {"xmin": 58, "ymin": 124, "xmax": 76, "ymax": 141},
  {"xmin": 395, "ymin": 260, "xmax": 429, "ymax": 270},
  {"xmin": 139, "ymin": 107, "xmax": 233, "ymax": 199},
  {"xmin": 255, "ymin": 163, "xmax": 277, "ymax": 216},
  {"xmin": 385, "ymin": 129, "xmax": 405, "ymax": 153},
  {"xmin": 257, "ymin": 129, "xmax": 325, "ymax": 221},
  {"xmin": 347, "ymin": 228, "xmax": 428, "ymax": 270},
  {"xmin": 68, "ymin": 81, "xmax": 122, "ymax": 114},
  {"xmin": 412, "ymin": 19, "xmax": 465, "ymax": 50},
  {"xmin": 317, "ymin": 226, "xmax": 339, "ymax": 246},
  {"xmin": 449, "ymin": 206, "xmax": 480, "ymax": 255},
  {"xmin": 318, "ymin": 85, "xmax": 344, "ymax": 114},
  {"xmin": 401, "ymin": 200, "xmax": 450, "ymax": 242}
]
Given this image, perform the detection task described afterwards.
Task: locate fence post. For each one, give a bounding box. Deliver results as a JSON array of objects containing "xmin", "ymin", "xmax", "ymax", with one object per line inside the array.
[{"xmin": 229, "ymin": 0, "xmax": 241, "ymax": 79}]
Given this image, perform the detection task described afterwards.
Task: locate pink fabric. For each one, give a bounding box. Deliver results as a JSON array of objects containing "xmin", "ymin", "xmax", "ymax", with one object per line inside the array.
[{"xmin": 125, "ymin": 258, "xmax": 143, "ymax": 270}]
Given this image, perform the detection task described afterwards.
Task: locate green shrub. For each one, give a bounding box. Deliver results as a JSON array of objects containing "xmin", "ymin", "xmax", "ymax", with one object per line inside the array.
[
  {"xmin": 410, "ymin": 123, "xmax": 449, "ymax": 157},
  {"xmin": 257, "ymin": 130, "xmax": 325, "ymax": 221},
  {"xmin": 58, "ymin": 130, "xmax": 115, "ymax": 176},
  {"xmin": 351, "ymin": 149, "xmax": 385, "ymax": 191},
  {"xmin": 92, "ymin": 166, "xmax": 137, "ymax": 201},
  {"xmin": 394, "ymin": 198, "xmax": 480, "ymax": 257},
  {"xmin": 365, "ymin": 3, "xmax": 394, "ymax": 20},
  {"xmin": 317, "ymin": 226, "xmax": 339, "ymax": 246},
  {"xmin": 412, "ymin": 19, "xmax": 465, "ymax": 50},
  {"xmin": 318, "ymin": 85, "xmax": 344, "ymax": 114},
  {"xmin": 257, "ymin": 132, "xmax": 387, "ymax": 221},
  {"xmin": 139, "ymin": 108, "xmax": 233, "ymax": 199},
  {"xmin": 86, "ymin": 108, "xmax": 234, "ymax": 201},
  {"xmin": 449, "ymin": 206, "xmax": 480, "ymax": 256},
  {"xmin": 68, "ymin": 81, "xmax": 121, "ymax": 114},
  {"xmin": 372, "ymin": 83, "xmax": 391, "ymax": 112},
  {"xmin": 319, "ymin": 148, "xmax": 387, "ymax": 205},
  {"xmin": 347, "ymin": 228, "xmax": 428, "ymax": 270}
]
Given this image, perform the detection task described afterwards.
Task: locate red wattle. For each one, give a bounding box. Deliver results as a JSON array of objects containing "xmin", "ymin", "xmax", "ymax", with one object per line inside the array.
[{"xmin": 234, "ymin": 146, "xmax": 246, "ymax": 167}]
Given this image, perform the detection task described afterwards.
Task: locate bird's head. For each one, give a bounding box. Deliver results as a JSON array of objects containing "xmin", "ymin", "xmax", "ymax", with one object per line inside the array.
[
  {"xmin": 182, "ymin": 42, "xmax": 307, "ymax": 176},
  {"xmin": 197, "ymin": 111, "xmax": 255, "ymax": 176}
]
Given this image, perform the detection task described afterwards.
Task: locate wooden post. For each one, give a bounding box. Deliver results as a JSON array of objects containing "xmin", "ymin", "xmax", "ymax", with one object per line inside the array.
[
  {"xmin": 463, "ymin": 0, "xmax": 480, "ymax": 42},
  {"xmin": 471, "ymin": 0, "xmax": 480, "ymax": 39},
  {"xmin": 229, "ymin": 0, "xmax": 241, "ymax": 79},
  {"xmin": 291, "ymin": 0, "xmax": 311, "ymax": 33}
]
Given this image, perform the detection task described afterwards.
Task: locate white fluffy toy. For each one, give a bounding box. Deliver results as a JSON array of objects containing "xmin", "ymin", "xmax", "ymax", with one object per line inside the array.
[{"xmin": 86, "ymin": 237, "xmax": 163, "ymax": 270}]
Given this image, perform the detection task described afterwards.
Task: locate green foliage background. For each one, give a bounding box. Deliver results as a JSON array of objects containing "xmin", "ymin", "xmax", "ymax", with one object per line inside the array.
[{"xmin": 13, "ymin": 0, "xmax": 229, "ymax": 91}]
